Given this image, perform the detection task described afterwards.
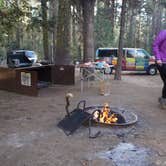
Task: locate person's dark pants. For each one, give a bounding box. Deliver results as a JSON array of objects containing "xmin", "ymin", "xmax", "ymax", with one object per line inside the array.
[{"xmin": 157, "ymin": 64, "xmax": 166, "ymax": 98}]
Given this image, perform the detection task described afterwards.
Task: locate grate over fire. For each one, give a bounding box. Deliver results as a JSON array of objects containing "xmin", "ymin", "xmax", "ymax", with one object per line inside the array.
[{"xmin": 57, "ymin": 94, "xmax": 138, "ymax": 138}]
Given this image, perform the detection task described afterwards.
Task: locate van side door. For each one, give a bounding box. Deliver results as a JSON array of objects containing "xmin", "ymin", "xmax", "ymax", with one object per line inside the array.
[
  {"xmin": 125, "ymin": 49, "xmax": 136, "ymax": 70},
  {"xmin": 135, "ymin": 49, "xmax": 149, "ymax": 71}
]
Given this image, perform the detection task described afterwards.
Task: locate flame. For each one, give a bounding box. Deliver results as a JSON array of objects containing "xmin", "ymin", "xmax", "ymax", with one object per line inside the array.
[{"xmin": 93, "ymin": 103, "xmax": 118, "ymax": 124}]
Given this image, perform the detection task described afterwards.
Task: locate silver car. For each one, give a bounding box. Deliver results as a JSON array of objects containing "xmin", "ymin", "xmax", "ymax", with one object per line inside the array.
[{"xmin": 7, "ymin": 50, "xmax": 38, "ymax": 68}]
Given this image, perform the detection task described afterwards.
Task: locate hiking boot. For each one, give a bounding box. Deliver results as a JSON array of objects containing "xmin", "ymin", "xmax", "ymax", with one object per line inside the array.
[
  {"xmin": 158, "ymin": 97, "xmax": 162, "ymax": 103},
  {"xmin": 159, "ymin": 97, "xmax": 166, "ymax": 109}
]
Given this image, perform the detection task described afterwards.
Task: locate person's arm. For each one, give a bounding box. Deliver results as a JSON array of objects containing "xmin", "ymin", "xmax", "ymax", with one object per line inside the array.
[{"xmin": 153, "ymin": 30, "xmax": 166, "ymax": 64}]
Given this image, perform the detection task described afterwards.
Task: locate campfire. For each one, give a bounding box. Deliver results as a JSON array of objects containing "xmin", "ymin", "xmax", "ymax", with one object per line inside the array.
[
  {"xmin": 93, "ymin": 103, "xmax": 118, "ymax": 124},
  {"xmin": 58, "ymin": 94, "xmax": 138, "ymax": 138},
  {"xmin": 91, "ymin": 103, "xmax": 126, "ymax": 125}
]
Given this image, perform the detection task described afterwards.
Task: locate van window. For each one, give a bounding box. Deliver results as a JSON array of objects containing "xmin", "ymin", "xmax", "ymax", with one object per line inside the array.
[
  {"xmin": 136, "ymin": 49, "xmax": 149, "ymax": 59},
  {"xmin": 126, "ymin": 50, "xmax": 135, "ymax": 58},
  {"xmin": 25, "ymin": 51, "xmax": 36, "ymax": 58},
  {"xmin": 98, "ymin": 49, "xmax": 117, "ymax": 58}
]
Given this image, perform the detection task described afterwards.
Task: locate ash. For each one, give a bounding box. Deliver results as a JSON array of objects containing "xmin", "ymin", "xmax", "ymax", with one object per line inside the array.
[{"xmin": 97, "ymin": 142, "xmax": 154, "ymax": 166}]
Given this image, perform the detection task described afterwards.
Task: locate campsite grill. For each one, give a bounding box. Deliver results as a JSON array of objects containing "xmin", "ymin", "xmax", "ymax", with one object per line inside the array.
[{"xmin": 57, "ymin": 99, "xmax": 138, "ymax": 138}]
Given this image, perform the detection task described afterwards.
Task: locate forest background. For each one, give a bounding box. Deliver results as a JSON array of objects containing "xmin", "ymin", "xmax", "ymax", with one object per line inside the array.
[{"xmin": 0, "ymin": 0, "xmax": 166, "ymax": 66}]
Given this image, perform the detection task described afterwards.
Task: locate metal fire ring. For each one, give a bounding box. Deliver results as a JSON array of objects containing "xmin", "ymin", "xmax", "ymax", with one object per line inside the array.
[{"xmin": 84, "ymin": 106, "xmax": 138, "ymax": 126}]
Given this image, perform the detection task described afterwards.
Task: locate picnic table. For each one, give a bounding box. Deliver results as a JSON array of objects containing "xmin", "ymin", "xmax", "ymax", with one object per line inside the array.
[{"xmin": 79, "ymin": 62, "xmax": 113, "ymax": 94}]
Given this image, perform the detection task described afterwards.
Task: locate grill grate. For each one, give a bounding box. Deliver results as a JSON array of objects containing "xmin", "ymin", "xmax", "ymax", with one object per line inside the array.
[{"xmin": 57, "ymin": 109, "xmax": 92, "ymax": 135}]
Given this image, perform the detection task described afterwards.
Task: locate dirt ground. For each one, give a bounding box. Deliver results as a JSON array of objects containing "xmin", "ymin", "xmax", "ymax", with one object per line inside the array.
[{"xmin": 0, "ymin": 69, "xmax": 166, "ymax": 166}]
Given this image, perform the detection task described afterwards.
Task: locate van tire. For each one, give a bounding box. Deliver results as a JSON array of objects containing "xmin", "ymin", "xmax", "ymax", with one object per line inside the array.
[{"xmin": 147, "ymin": 65, "xmax": 157, "ymax": 75}]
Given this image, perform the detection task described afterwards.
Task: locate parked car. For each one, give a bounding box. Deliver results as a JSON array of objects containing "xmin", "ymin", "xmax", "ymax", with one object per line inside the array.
[
  {"xmin": 95, "ymin": 48, "xmax": 157, "ymax": 75},
  {"xmin": 7, "ymin": 50, "xmax": 38, "ymax": 68}
]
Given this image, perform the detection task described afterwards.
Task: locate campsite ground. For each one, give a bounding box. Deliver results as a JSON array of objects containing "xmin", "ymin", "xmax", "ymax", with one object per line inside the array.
[{"xmin": 0, "ymin": 69, "xmax": 166, "ymax": 166}]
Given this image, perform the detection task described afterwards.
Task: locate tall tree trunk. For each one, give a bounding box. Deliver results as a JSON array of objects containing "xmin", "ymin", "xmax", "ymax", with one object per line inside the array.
[
  {"xmin": 49, "ymin": 0, "xmax": 58, "ymax": 63},
  {"xmin": 163, "ymin": 8, "xmax": 166, "ymax": 28},
  {"xmin": 110, "ymin": 0, "xmax": 115, "ymax": 34},
  {"xmin": 114, "ymin": 0, "xmax": 127, "ymax": 80},
  {"xmin": 15, "ymin": 0, "xmax": 20, "ymax": 49},
  {"xmin": 41, "ymin": 0, "xmax": 49, "ymax": 61},
  {"xmin": 136, "ymin": 15, "xmax": 141, "ymax": 47},
  {"xmin": 156, "ymin": 1, "xmax": 163, "ymax": 33},
  {"xmin": 15, "ymin": 26, "xmax": 20, "ymax": 49},
  {"xmin": 145, "ymin": 15, "xmax": 150, "ymax": 51},
  {"xmin": 55, "ymin": 0, "xmax": 71, "ymax": 65},
  {"xmin": 71, "ymin": 6, "xmax": 79, "ymax": 62},
  {"xmin": 104, "ymin": 0, "xmax": 115, "ymax": 38},
  {"xmin": 127, "ymin": 8, "xmax": 135, "ymax": 47},
  {"xmin": 81, "ymin": 0, "xmax": 96, "ymax": 62},
  {"xmin": 151, "ymin": 0, "xmax": 163, "ymax": 40}
]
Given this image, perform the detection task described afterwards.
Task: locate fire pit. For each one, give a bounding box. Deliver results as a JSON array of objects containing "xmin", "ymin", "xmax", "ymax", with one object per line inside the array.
[
  {"xmin": 85, "ymin": 103, "xmax": 138, "ymax": 126},
  {"xmin": 57, "ymin": 95, "xmax": 138, "ymax": 138}
]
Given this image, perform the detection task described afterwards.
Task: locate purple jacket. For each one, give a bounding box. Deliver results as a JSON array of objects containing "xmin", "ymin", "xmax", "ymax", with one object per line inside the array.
[{"xmin": 153, "ymin": 30, "xmax": 166, "ymax": 62}]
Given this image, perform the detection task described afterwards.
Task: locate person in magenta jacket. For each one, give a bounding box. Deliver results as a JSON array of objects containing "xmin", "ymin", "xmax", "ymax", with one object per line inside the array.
[{"xmin": 153, "ymin": 29, "xmax": 166, "ymax": 108}]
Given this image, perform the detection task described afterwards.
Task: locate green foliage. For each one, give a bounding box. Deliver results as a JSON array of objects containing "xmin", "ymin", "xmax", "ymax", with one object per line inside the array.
[
  {"xmin": 0, "ymin": 0, "xmax": 30, "ymax": 28},
  {"xmin": 0, "ymin": 0, "xmax": 31, "ymax": 50},
  {"xmin": 0, "ymin": 47, "xmax": 6, "ymax": 58},
  {"xmin": 161, "ymin": 0, "xmax": 166, "ymax": 8},
  {"xmin": 0, "ymin": 0, "xmax": 166, "ymax": 64},
  {"xmin": 94, "ymin": 2, "xmax": 114, "ymax": 49}
]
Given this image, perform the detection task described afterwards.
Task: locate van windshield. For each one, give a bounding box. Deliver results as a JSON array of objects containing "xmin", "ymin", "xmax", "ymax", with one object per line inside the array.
[
  {"xmin": 97, "ymin": 49, "xmax": 118, "ymax": 58},
  {"xmin": 136, "ymin": 49, "xmax": 151, "ymax": 59}
]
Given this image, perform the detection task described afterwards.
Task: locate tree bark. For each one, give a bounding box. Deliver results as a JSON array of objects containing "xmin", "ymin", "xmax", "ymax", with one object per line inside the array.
[
  {"xmin": 127, "ymin": 8, "xmax": 135, "ymax": 47},
  {"xmin": 49, "ymin": 0, "xmax": 58, "ymax": 63},
  {"xmin": 114, "ymin": 0, "xmax": 127, "ymax": 80},
  {"xmin": 55, "ymin": 0, "xmax": 71, "ymax": 65},
  {"xmin": 110, "ymin": 0, "xmax": 115, "ymax": 34},
  {"xmin": 81, "ymin": 0, "xmax": 96, "ymax": 62},
  {"xmin": 41, "ymin": 0, "xmax": 49, "ymax": 61},
  {"xmin": 15, "ymin": 26, "xmax": 20, "ymax": 49}
]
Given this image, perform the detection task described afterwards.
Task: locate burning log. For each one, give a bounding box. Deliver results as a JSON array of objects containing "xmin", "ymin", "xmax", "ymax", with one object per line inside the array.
[{"xmin": 93, "ymin": 103, "xmax": 118, "ymax": 124}]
